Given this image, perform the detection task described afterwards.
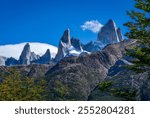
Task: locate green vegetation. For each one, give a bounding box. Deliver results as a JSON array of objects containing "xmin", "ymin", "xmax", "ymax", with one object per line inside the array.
[
  {"xmin": 0, "ymin": 69, "xmax": 47, "ymax": 101},
  {"xmin": 110, "ymin": 88, "xmax": 137, "ymax": 100},
  {"xmin": 48, "ymin": 80, "xmax": 69, "ymax": 101},
  {"xmin": 98, "ymin": 80, "xmax": 137, "ymax": 100},
  {"xmin": 54, "ymin": 80, "xmax": 69, "ymax": 99},
  {"xmin": 124, "ymin": 0, "xmax": 150, "ymax": 74},
  {"xmin": 99, "ymin": 81, "xmax": 113, "ymax": 91}
]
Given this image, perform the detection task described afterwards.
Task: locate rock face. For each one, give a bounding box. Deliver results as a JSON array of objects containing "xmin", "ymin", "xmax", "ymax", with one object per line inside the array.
[
  {"xmin": 61, "ymin": 28, "xmax": 71, "ymax": 45},
  {"xmin": 30, "ymin": 52, "xmax": 40, "ymax": 62},
  {"xmin": 88, "ymin": 58, "xmax": 149, "ymax": 101},
  {"xmin": 82, "ymin": 41, "xmax": 102, "ymax": 52},
  {"xmin": 97, "ymin": 19, "xmax": 123, "ymax": 46},
  {"xmin": 19, "ymin": 43, "xmax": 41, "ymax": 65},
  {"xmin": 117, "ymin": 28, "xmax": 123, "ymax": 41},
  {"xmin": 55, "ymin": 29, "xmax": 72, "ymax": 62},
  {"xmin": 0, "ymin": 56, "xmax": 7, "ymax": 66},
  {"xmin": 19, "ymin": 43, "xmax": 31, "ymax": 65},
  {"xmin": 71, "ymin": 38, "xmax": 83, "ymax": 51},
  {"xmin": 35, "ymin": 49, "xmax": 51, "ymax": 64},
  {"xmin": 5, "ymin": 57, "xmax": 19, "ymax": 66},
  {"xmin": 81, "ymin": 19, "xmax": 124, "ymax": 52}
]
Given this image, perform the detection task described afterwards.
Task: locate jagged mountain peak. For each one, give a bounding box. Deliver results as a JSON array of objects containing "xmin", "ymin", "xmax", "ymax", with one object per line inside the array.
[
  {"xmin": 97, "ymin": 19, "xmax": 123, "ymax": 45},
  {"xmin": 0, "ymin": 21, "xmax": 124, "ymax": 66},
  {"xmin": 23, "ymin": 43, "xmax": 30, "ymax": 52},
  {"xmin": 5, "ymin": 57, "xmax": 18, "ymax": 66},
  {"xmin": 19, "ymin": 43, "xmax": 31, "ymax": 65},
  {"xmin": 25, "ymin": 43, "xmax": 30, "ymax": 47},
  {"xmin": 71, "ymin": 38, "xmax": 83, "ymax": 51},
  {"xmin": 43, "ymin": 49, "xmax": 51, "ymax": 59},
  {"xmin": 106, "ymin": 19, "xmax": 117, "ymax": 28},
  {"xmin": 55, "ymin": 29, "xmax": 72, "ymax": 62},
  {"xmin": 61, "ymin": 28, "xmax": 71, "ymax": 45},
  {"xmin": 45, "ymin": 49, "xmax": 50, "ymax": 54},
  {"xmin": 0, "ymin": 42, "xmax": 58, "ymax": 60},
  {"xmin": 34, "ymin": 49, "xmax": 51, "ymax": 64}
]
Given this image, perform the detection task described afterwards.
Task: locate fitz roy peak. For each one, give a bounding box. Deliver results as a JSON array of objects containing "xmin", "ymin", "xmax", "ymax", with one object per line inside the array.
[
  {"xmin": 0, "ymin": 19, "xmax": 124, "ymax": 66},
  {"xmin": 97, "ymin": 19, "xmax": 123, "ymax": 45},
  {"xmin": 82, "ymin": 19, "xmax": 124, "ymax": 52}
]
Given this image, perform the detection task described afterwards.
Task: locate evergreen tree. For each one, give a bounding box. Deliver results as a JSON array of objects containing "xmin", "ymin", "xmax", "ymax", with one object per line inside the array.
[
  {"xmin": 124, "ymin": 0, "xmax": 150, "ymax": 73},
  {"xmin": 0, "ymin": 69, "xmax": 47, "ymax": 101}
]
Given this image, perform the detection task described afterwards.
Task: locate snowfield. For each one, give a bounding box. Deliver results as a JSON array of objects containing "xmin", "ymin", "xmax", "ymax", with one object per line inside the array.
[{"xmin": 0, "ymin": 42, "xmax": 58, "ymax": 59}]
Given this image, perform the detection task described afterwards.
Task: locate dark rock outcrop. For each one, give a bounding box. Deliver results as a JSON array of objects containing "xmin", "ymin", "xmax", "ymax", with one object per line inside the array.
[
  {"xmin": 71, "ymin": 38, "xmax": 83, "ymax": 51},
  {"xmin": 34, "ymin": 49, "xmax": 51, "ymax": 64},
  {"xmin": 5, "ymin": 57, "xmax": 19, "ymax": 66}
]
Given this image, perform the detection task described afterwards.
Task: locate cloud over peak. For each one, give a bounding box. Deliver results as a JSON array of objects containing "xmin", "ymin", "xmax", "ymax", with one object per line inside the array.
[{"xmin": 81, "ymin": 20, "xmax": 103, "ymax": 33}]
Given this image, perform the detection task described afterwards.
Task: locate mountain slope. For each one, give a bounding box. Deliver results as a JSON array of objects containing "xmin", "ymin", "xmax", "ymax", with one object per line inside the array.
[
  {"xmin": 45, "ymin": 40, "xmax": 135, "ymax": 100},
  {"xmin": 1, "ymin": 39, "xmax": 149, "ymax": 101}
]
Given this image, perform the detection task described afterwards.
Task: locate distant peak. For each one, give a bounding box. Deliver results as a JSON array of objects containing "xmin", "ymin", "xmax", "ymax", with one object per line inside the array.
[
  {"xmin": 45, "ymin": 49, "xmax": 50, "ymax": 54},
  {"xmin": 23, "ymin": 43, "xmax": 30, "ymax": 50},
  {"xmin": 25, "ymin": 43, "xmax": 30, "ymax": 46},
  {"xmin": 108, "ymin": 19, "xmax": 114, "ymax": 23},
  {"xmin": 67, "ymin": 28, "xmax": 70, "ymax": 31},
  {"xmin": 64, "ymin": 28, "xmax": 70, "ymax": 35},
  {"xmin": 106, "ymin": 19, "xmax": 117, "ymax": 28},
  {"xmin": 61, "ymin": 29, "xmax": 71, "ymax": 44}
]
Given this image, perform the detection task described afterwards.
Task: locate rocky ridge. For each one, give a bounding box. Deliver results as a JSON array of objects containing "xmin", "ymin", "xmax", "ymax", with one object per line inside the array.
[{"xmin": 45, "ymin": 40, "xmax": 135, "ymax": 100}]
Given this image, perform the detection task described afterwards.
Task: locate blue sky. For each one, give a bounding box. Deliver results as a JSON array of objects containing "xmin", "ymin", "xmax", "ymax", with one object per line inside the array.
[{"xmin": 0, "ymin": 0, "xmax": 135, "ymax": 46}]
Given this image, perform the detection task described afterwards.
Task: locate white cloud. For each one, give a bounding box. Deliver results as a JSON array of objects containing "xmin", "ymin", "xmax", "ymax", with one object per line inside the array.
[{"xmin": 81, "ymin": 20, "xmax": 103, "ymax": 33}]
